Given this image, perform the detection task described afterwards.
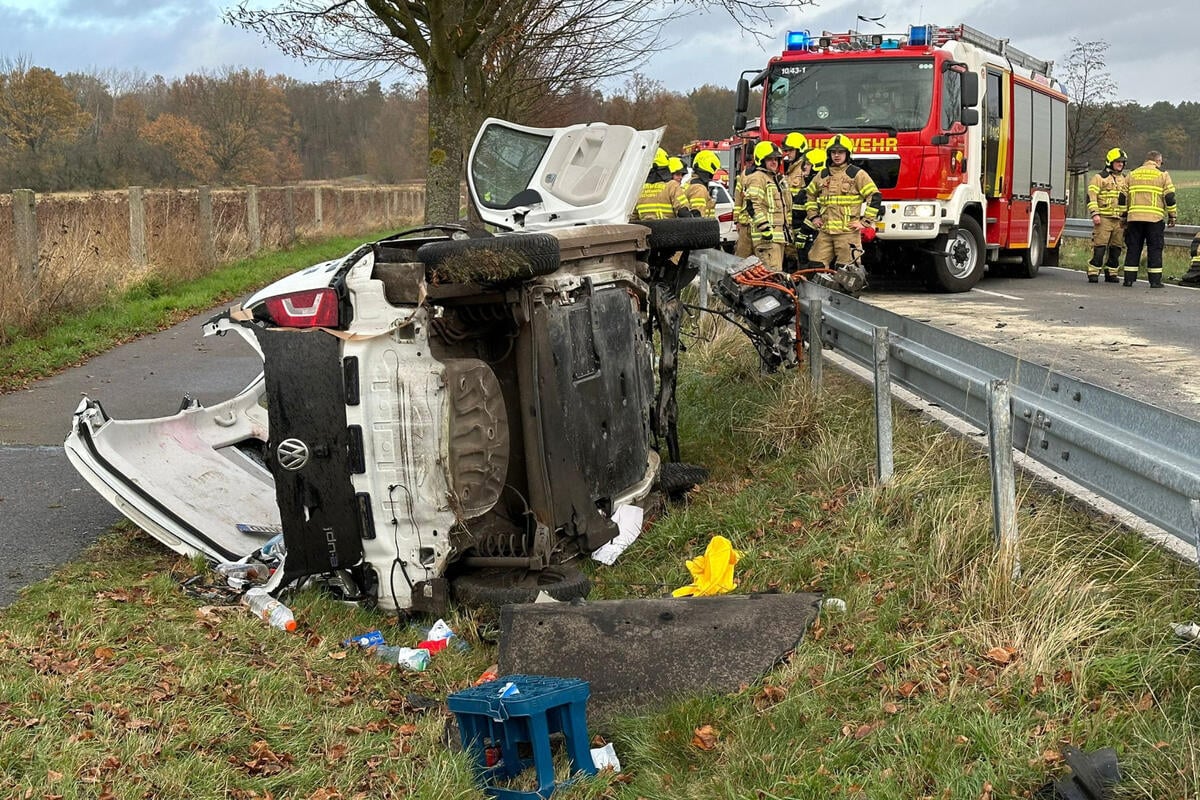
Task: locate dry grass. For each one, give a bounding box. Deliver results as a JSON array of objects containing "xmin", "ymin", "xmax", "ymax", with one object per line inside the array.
[{"xmin": 0, "ymin": 184, "xmax": 424, "ymax": 343}]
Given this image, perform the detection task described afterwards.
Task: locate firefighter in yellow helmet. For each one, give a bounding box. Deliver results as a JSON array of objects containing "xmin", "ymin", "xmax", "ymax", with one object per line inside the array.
[
  {"xmin": 632, "ymin": 148, "xmax": 691, "ymax": 220},
  {"xmin": 667, "ymin": 156, "xmax": 688, "ymax": 203},
  {"xmin": 805, "ymin": 134, "xmax": 882, "ymax": 268},
  {"xmin": 805, "ymin": 147, "xmax": 826, "ymax": 177},
  {"xmin": 685, "ymin": 150, "xmax": 721, "ymax": 217},
  {"xmin": 1085, "ymin": 147, "xmax": 1129, "ymax": 283},
  {"xmin": 781, "ymin": 132, "xmax": 812, "ymax": 266},
  {"xmin": 731, "ymin": 144, "xmax": 757, "ymax": 257},
  {"xmin": 1182, "ymin": 230, "xmax": 1200, "ymax": 285},
  {"xmin": 741, "ymin": 140, "xmax": 791, "ymax": 270},
  {"xmin": 1122, "ymin": 150, "xmax": 1176, "ymax": 287}
]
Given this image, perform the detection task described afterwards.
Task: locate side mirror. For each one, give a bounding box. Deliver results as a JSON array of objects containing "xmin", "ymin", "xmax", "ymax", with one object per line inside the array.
[
  {"xmin": 960, "ymin": 72, "xmax": 979, "ymax": 107},
  {"xmin": 735, "ymin": 78, "xmax": 750, "ymax": 114},
  {"xmin": 734, "ymin": 112, "xmax": 747, "ymax": 132},
  {"xmin": 960, "ymin": 108, "xmax": 979, "ymax": 126}
]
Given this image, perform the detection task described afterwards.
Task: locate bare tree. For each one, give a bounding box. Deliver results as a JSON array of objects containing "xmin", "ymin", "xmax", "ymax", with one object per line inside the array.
[
  {"xmin": 1059, "ymin": 38, "xmax": 1125, "ymax": 171},
  {"xmin": 226, "ymin": 0, "xmax": 811, "ymax": 224}
]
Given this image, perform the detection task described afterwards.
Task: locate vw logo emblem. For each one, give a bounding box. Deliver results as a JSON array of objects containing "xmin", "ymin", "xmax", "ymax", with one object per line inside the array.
[{"xmin": 276, "ymin": 438, "xmax": 310, "ymax": 471}]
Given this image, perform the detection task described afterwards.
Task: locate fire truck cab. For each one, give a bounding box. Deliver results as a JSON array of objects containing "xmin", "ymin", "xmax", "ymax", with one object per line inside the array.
[{"xmin": 736, "ymin": 23, "xmax": 1067, "ymax": 292}]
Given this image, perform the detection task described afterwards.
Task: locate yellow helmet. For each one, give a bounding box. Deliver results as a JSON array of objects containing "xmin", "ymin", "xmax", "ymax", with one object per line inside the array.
[
  {"xmin": 693, "ymin": 149, "xmax": 722, "ymax": 175},
  {"xmin": 783, "ymin": 132, "xmax": 809, "ymax": 153},
  {"xmin": 668, "ymin": 156, "xmax": 686, "ymax": 175},
  {"xmin": 653, "ymin": 148, "xmax": 670, "ymax": 168},
  {"xmin": 1105, "ymin": 147, "xmax": 1128, "ymax": 166},
  {"xmin": 753, "ymin": 140, "xmax": 782, "ymax": 165},
  {"xmin": 826, "ymin": 134, "xmax": 854, "ymax": 156},
  {"xmin": 805, "ymin": 147, "xmax": 826, "ymax": 171}
]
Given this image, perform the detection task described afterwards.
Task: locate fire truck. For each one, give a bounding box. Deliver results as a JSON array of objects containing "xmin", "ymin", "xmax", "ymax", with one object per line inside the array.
[
  {"xmin": 734, "ymin": 23, "xmax": 1068, "ymax": 292},
  {"xmin": 681, "ymin": 138, "xmax": 737, "ymax": 183}
]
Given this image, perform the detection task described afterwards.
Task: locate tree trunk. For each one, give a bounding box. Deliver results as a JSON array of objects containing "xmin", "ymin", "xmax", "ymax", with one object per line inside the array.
[{"xmin": 424, "ymin": 64, "xmax": 469, "ymax": 225}]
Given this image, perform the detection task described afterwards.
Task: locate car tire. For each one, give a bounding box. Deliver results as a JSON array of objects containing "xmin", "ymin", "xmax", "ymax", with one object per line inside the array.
[
  {"xmin": 657, "ymin": 462, "xmax": 708, "ymax": 498},
  {"xmin": 928, "ymin": 215, "xmax": 985, "ymax": 292},
  {"xmin": 450, "ymin": 564, "xmax": 591, "ymax": 609},
  {"xmin": 639, "ymin": 218, "xmax": 721, "ymax": 251},
  {"xmin": 416, "ymin": 232, "xmax": 561, "ymax": 284}
]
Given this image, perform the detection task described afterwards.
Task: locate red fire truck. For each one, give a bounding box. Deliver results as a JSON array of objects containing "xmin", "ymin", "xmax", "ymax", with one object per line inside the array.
[{"xmin": 735, "ymin": 23, "xmax": 1067, "ymax": 292}]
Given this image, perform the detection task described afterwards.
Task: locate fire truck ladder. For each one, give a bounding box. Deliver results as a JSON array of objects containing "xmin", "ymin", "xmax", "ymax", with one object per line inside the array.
[{"xmin": 937, "ymin": 24, "xmax": 1053, "ymax": 77}]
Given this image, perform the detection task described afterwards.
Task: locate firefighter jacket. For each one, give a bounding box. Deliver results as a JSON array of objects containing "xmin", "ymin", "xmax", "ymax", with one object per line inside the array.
[
  {"xmin": 632, "ymin": 180, "xmax": 689, "ymax": 220},
  {"xmin": 1086, "ymin": 168, "xmax": 1128, "ymax": 218},
  {"xmin": 684, "ymin": 181, "xmax": 715, "ymax": 217},
  {"xmin": 742, "ymin": 167, "xmax": 791, "ymax": 244},
  {"xmin": 805, "ymin": 162, "xmax": 883, "ymax": 234},
  {"xmin": 733, "ymin": 170, "xmax": 752, "ymax": 226},
  {"xmin": 1124, "ymin": 160, "xmax": 1176, "ymax": 223}
]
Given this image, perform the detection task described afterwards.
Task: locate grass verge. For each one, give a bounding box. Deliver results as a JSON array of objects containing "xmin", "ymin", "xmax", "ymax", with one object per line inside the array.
[
  {"xmin": 0, "ymin": 230, "xmax": 398, "ymax": 394},
  {"xmin": 2, "ymin": 318, "xmax": 1198, "ymax": 798}
]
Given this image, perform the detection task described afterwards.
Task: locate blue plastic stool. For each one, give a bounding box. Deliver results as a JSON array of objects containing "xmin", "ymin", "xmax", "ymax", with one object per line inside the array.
[{"xmin": 447, "ymin": 675, "xmax": 596, "ymax": 800}]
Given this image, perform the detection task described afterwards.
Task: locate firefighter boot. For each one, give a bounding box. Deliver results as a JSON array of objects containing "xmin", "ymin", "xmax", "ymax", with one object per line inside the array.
[
  {"xmin": 1087, "ymin": 246, "xmax": 1105, "ymax": 282},
  {"xmin": 1123, "ymin": 267, "xmax": 1138, "ymax": 287},
  {"xmin": 1104, "ymin": 247, "xmax": 1122, "ymax": 282},
  {"xmin": 1149, "ymin": 272, "xmax": 1164, "ymax": 289}
]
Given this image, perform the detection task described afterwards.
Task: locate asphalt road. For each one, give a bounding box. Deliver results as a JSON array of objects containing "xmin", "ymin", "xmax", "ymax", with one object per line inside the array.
[{"xmin": 0, "ymin": 306, "xmax": 262, "ymax": 606}]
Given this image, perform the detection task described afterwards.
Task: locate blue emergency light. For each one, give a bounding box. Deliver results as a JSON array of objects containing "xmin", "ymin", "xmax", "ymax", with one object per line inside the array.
[
  {"xmin": 881, "ymin": 39, "xmax": 901, "ymax": 49},
  {"xmin": 786, "ymin": 30, "xmax": 812, "ymax": 50},
  {"xmin": 907, "ymin": 24, "xmax": 933, "ymax": 46}
]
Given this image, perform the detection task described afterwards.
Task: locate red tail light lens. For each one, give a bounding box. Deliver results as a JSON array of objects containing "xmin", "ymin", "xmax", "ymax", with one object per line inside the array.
[
  {"xmin": 263, "ymin": 288, "xmax": 339, "ymax": 328},
  {"xmin": 718, "ymin": 212, "xmax": 734, "ymax": 223}
]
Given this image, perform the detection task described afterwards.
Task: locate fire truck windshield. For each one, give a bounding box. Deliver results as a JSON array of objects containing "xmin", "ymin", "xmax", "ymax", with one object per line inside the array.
[{"xmin": 764, "ymin": 59, "xmax": 935, "ymax": 133}]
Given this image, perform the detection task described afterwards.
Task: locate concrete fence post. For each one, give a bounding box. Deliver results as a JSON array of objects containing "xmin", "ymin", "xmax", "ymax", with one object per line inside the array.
[
  {"xmin": 129, "ymin": 186, "xmax": 147, "ymax": 268},
  {"xmin": 335, "ymin": 189, "xmax": 343, "ymax": 227},
  {"xmin": 12, "ymin": 189, "xmax": 38, "ymax": 284},
  {"xmin": 247, "ymin": 185, "xmax": 261, "ymax": 254},
  {"xmin": 198, "ymin": 186, "xmax": 216, "ymax": 268},
  {"xmin": 284, "ymin": 186, "xmax": 296, "ymax": 245},
  {"xmin": 987, "ymin": 379, "xmax": 1020, "ymax": 580},
  {"xmin": 313, "ymin": 186, "xmax": 323, "ymax": 230},
  {"xmin": 872, "ymin": 326, "xmax": 894, "ymax": 485}
]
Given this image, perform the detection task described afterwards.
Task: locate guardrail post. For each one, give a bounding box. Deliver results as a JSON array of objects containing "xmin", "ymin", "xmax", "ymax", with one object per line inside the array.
[
  {"xmin": 1191, "ymin": 499, "xmax": 1200, "ymax": 583},
  {"xmin": 873, "ymin": 325, "xmax": 894, "ymax": 485},
  {"xmin": 129, "ymin": 186, "xmax": 147, "ymax": 268},
  {"xmin": 198, "ymin": 186, "xmax": 215, "ymax": 268},
  {"xmin": 808, "ymin": 299, "xmax": 823, "ymax": 392},
  {"xmin": 247, "ymin": 185, "xmax": 261, "ymax": 254},
  {"xmin": 12, "ymin": 188, "xmax": 37, "ymax": 284},
  {"xmin": 697, "ymin": 260, "xmax": 709, "ymax": 309},
  {"xmin": 988, "ymin": 380, "xmax": 1020, "ymax": 580}
]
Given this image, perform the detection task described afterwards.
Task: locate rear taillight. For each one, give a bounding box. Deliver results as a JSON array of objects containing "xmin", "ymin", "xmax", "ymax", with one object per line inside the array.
[
  {"xmin": 718, "ymin": 212, "xmax": 734, "ymax": 223},
  {"xmin": 263, "ymin": 288, "xmax": 339, "ymax": 328}
]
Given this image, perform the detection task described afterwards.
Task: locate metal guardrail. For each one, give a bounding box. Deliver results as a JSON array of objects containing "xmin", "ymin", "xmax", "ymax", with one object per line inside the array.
[
  {"xmin": 805, "ymin": 283, "xmax": 1200, "ymax": 549},
  {"xmin": 690, "ymin": 249, "xmax": 1200, "ymax": 551},
  {"xmin": 1062, "ymin": 218, "xmax": 1198, "ymax": 249}
]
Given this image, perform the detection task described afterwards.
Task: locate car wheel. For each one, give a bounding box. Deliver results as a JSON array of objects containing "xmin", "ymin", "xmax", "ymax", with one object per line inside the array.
[
  {"xmin": 928, "ymin": 216, "xmax": 985, "ymax": 292},
  {"xmin": 450, "ymin": 564, "xmax": 591, "ymax": 609},
  {"xmin": 639, "ymin": 218, "xmax": 721, "ymax": 251},
  {"xmin": 657, "ymin": 462, "xmax": 708, "ymax": 498},
  {"xmin": 416, "ymin": 233, "xmax": 561, "ymax": 284},
  {"xmin": 1016, "ymin": 216, "xmax": 1045, "ymax": 278}
]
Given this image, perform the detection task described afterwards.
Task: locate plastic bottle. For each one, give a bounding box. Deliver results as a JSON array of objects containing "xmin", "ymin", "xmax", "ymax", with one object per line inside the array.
[
  {"xmin": 215, "ymin": 560, "xmax": 270, "ymax": 583},
  {"xmin": 241, "ymin": 587, "xmax": 297, "ymax": 632},
  {"xmin": 372, "ymin": 645, "xmax": 429, "ymax": 671}
]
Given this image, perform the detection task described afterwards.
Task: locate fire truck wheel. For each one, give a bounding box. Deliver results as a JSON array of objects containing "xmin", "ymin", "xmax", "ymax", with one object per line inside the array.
[
  {"xmin": 416, "ymin": 233, "xmax": 561, "ymax": 284},
  {"xmin": 639, "ymin": 218, "xmax": 722, "ymax": 252},
  {"xmin": 1016, "ymin": 216, "xmax": 1045, "ymax": 278},
  {"xmin": 929, "ymin": 216, "xmax": 985, "ymax": 292}
]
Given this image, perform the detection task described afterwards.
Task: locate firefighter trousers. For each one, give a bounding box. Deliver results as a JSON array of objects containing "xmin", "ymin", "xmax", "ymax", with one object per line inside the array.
[
  {"xmin": 809, "ymin": 231, "xmax": 861, "ymax": 268},
  {"xmin": 1124, "ymin": 220, "xmax": 1165, "ymax": 285}
]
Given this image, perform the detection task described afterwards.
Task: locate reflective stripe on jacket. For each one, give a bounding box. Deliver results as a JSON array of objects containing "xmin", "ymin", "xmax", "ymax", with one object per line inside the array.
[
  {"xmin": 805, "ymin": 163, "xmax": 882, "ymax": 234},
  {"xmin": 632, "ymin": 181, "xmax": 686, "ymax": 220},
  {"xmin": 742, "ymin": 167, "xmax": 790, "ymax": 244},
  {"xmin": 1087, "ymin": 169, "xmax": 1128, "ymax": 217},
  {"xmin": 1125, "ymin": 161, "xmax": 1176, "ymax": 223},
  {"xmin": 684, "ymin": 182, "xmax": 715, "ymax": 217}
]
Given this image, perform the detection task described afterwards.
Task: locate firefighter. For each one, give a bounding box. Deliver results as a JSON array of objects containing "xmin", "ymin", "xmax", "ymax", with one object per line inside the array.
[
  {"xmin": 667, "ymin": 156, "xmax": 689, "ymax": 205},
  {"xmin": 790, "ymin": 147, "xmax": 827, "ymax": 265},
  {"xmin": 741, "ymin": 140, "xmax": 791, "ymax": 270},
  {"xmin": 685, "ymin": 150, "xmax": 721, "ymax": 217},
  {"xmin": 1182, "ymin": 231, "xmax": 1200, "ymax": 285},
  {"xmin": 805, "ymin": 134, "xmax": 883, "ymax": 268},
  {"xmin": 781, "ymin": 132, "xmax": 810, "ymax": 267},
  {"xmin": 632, "ymin": 148, "xmax": 691, "ymax": 220},
  {"xmin": 1122, "ymin": 150, "xmax": 1176, "ymax": 288},
  {"xmin": 732, "ymin": 153, "xmax": 756, "ymax": 257},
  {"xmin": 1085, "ymin": 148, "xmax": 1129, "ymax": 283}
]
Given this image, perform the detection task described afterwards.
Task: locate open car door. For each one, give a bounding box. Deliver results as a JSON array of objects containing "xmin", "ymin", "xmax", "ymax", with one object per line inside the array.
[{"xmin": 468, "ymin": 118, "xmax": 662, "ymax": 230}]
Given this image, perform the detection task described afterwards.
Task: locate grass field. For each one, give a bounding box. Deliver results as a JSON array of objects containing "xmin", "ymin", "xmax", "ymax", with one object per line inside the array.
[{"xmin": 1, "ymin": 318, "xmax": 1197, "ymax": 799}]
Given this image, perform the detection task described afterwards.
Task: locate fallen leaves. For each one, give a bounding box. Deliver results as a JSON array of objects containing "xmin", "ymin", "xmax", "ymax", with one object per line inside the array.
[
  {"xmin": 984, "ymin": 645, "xmax": 1018, "ymax": 666},
  {"xmin": 691, "ymin": 724, "xmax": 720, "ymax": 750},
  {"xmin": 235, "ymin": 740, "xmax": 294, "ymax": 776},
  {"xmin": 753, "ymin": 685, "xmax": 787, "ymax": 711}
]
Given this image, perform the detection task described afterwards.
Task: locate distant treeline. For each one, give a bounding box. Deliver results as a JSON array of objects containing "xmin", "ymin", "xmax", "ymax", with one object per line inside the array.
[{"xmin": 2, "ymin": 61, "xmax": 1197, "ymax": 193}]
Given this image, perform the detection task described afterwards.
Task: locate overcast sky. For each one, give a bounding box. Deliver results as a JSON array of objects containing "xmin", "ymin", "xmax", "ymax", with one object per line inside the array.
[{"xmin": 1, "ymin": 0, "xmax": 1194, "ymax": 106}]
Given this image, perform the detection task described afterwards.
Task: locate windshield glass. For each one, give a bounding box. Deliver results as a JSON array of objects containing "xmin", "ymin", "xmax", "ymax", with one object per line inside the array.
[
  {"xmin": 471, "ymin": 125, "xmax": 552, "ymax": 208},
  {"xmin": 764, "ymin": 58, "xmax": 934, "ymax": 132}
]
